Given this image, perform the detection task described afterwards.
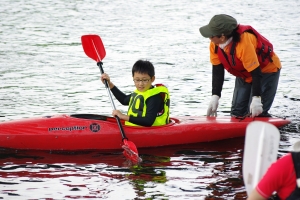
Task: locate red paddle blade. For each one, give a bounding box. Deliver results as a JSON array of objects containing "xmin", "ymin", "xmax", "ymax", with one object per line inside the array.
[
  {"xmin": 122, "ymin": 139, "xmax": 142, "ymax": 164},
  {"xmin": 81, "ymin": 35, "xmax": 106, "ymax": 62}
]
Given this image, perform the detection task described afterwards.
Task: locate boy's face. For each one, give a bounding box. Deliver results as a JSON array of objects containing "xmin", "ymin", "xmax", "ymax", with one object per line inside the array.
[{"xmin": 133, "ymin": 72, "xmax": 155, "ymax": 92}]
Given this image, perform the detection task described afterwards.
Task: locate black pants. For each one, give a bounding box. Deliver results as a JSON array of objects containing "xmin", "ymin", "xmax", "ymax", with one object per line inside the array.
[{"xmin": 231, "ymin": 69, "xmax": 281, "ymax": 117}]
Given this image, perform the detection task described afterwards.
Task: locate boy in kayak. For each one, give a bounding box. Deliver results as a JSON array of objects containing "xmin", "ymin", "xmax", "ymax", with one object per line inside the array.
[
  {"xmin": 247, "ymin": 141, "xmax": 300, "ymax": 199},
  {"xmin": 100, "ymin": 59, "xmax": 170, "ymax": 127},
  {"xmin": 199, "ymin": 14, "xmax": 281, "ymax": 117}
]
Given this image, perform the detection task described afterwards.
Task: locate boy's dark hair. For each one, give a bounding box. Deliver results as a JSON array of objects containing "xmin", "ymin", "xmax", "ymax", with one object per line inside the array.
[{"xmin": 132, "ymin": 60, "xmax": 155, "ymax": 77}]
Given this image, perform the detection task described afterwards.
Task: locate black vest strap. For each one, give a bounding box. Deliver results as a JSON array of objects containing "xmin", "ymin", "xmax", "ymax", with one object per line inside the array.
[
  {"xmin": 266, "ymin": 46, "xmax": 273, "ymax": 62},
  {"xmin": 286, "ymin": 152, "xmax": 300, "ymax": 200},
  {"xmin": 214, "ymin": 45, "xmax": 218, "ymax": 54},
  {"xmin": 292, "ymin": 152, "xmax": 300, "ymax": 180},
  {"xmin": 230, "ymin": 42, "xmax": 236, "ymax": 66}
]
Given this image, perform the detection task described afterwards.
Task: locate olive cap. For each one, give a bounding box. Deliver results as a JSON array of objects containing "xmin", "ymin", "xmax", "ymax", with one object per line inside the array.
[{"xmin": 199, "ymin": 14, "xmax": 238, "ymax": 38}]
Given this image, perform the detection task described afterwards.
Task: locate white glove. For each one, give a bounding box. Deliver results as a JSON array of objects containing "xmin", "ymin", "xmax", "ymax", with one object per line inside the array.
[
  {"xmin": 207, "ymin": 95, "xmax": 220, "ymax": 117},
  {"xmin": 250, "ymin": 96, "xmax": 263, "ymax": 117}
]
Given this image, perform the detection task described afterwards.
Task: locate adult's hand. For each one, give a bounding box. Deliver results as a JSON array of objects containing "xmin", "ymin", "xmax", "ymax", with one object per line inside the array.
[
  {"xmin": 207, "ymin": 95, "xmax": 220, "ymax": 117},
  {"xmin": 250, "ymin": 96, "xmax": 263, "ymax": 117}
]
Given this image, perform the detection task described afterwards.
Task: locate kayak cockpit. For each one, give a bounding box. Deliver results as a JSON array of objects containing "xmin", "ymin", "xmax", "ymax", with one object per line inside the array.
[
  {"xmin": 69, "ymin": 114, "xmax": 179, "ymax": 126},
  {"xmin": 70, "ymin": 114, "xmax": 109, "ymax": 121}
]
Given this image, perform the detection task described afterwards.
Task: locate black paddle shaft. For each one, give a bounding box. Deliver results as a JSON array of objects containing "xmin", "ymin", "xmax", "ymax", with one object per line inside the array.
[{"xmin": 97, "ymin": 62, "xmax": 128, "ymax": 140}]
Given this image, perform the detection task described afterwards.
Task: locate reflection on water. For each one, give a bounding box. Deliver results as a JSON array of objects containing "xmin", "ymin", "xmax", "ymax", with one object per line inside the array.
[
  {"xmin": 1, "ymin": 0, "xmax": 300, "ymax": 199},
  {"xmin": 0, "ymin": 138, "xmax": 247, "ymax": 199},
  {"xmin": 0, "ymin": 127, "xmax": 297, "ymax": 199}
]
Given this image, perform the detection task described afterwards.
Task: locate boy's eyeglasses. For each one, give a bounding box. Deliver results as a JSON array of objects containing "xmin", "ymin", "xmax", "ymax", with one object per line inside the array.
[{"xmin": 133, "ymin": 79, "xmax": 150, "ymax": 84}]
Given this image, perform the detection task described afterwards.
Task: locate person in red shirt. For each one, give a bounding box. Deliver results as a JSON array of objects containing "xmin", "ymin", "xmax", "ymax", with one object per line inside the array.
[{"xmin": 247, "ymin": 141, "xmax": 300, "ymax": 199}]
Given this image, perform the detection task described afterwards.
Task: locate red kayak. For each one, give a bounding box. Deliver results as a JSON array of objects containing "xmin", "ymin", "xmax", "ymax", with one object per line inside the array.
[{"xmin": 0, "ymin": 114, "xmax": 290, "ymax": 151}]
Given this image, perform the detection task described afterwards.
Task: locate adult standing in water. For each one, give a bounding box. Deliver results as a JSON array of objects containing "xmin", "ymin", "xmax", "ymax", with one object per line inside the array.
[{"xmin": 199, "ymin": 14, "xmax": 281, "ymax": 117}]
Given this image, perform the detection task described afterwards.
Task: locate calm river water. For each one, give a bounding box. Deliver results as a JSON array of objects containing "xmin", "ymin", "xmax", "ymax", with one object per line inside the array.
[{"xmin": 1, "ymin": 0, "xmax": 300, "ymax": 199}]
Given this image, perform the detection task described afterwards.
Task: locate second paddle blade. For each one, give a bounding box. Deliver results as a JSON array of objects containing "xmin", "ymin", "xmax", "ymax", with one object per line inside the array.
[{"xmin": 242, "ymin": 121, "xmax": 279, "ymax": 196}]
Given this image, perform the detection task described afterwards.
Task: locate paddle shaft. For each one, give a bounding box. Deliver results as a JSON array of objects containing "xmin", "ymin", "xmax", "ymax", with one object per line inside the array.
[
  {"xmin": 97, "ymin": 62, "xmax": 127, "ymax": 140},
  {"xmin": 81, "ymin": 35, "xmax": 140, "ymax": 163}
]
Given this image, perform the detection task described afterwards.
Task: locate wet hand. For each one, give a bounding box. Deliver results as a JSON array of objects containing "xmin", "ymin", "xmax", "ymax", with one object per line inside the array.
[
  {"xmin": 250, "ymin": 96, "xmax": 263, "ymax": 117},
  {"xmin": 207, "ymin": 95, "xmax": 219, "ymax": 117}
]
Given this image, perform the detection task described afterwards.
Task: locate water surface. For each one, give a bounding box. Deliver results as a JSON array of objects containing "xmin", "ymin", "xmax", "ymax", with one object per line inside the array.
[{"xmin": 1, "ymin": 0, "xmax": 300, "ymax": 199}]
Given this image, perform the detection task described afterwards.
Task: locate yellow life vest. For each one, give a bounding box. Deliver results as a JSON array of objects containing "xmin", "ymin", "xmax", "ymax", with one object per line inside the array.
[{"xmin": 125, "ymin": 84, "xmax": 170, "ymax": 126}]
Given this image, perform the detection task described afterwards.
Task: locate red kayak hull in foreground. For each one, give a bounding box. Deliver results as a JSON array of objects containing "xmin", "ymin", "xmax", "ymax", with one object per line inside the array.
[{"xmin": 0, "ymin": 114, "xmax": 290, "ymax": 151}]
